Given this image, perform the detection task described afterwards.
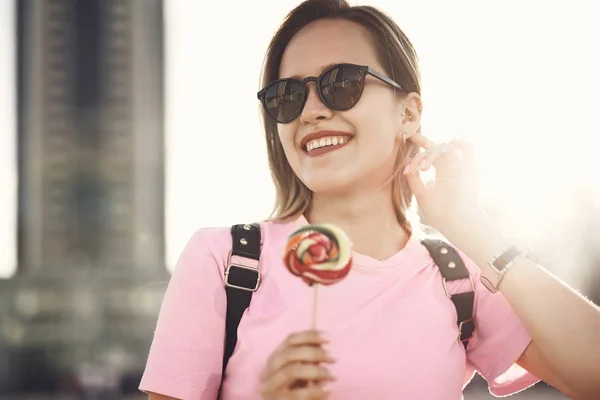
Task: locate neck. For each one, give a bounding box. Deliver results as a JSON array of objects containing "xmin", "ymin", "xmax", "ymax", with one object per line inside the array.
[{"xmin": 306, "ymin": 186, "xmax": 410, "ymax": 261}]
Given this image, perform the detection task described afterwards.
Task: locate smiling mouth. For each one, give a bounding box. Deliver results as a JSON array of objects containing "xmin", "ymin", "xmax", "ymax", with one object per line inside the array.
[
  {"xmin": 303, "ymin": 135, "xmax": 352, "ymax": 156},
  {"xmin": 304, "ymin": 136, "xmax": 351, "ymax": 152}
]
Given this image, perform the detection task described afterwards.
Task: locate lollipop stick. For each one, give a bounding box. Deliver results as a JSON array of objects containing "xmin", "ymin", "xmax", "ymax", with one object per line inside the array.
[
  {"xmin": 308, "ymin": 283, "xmax": 320, "ymax": 389},
  {"xmin": 311, "ymin": 283, "xmax": 319, "ymax": 330}
]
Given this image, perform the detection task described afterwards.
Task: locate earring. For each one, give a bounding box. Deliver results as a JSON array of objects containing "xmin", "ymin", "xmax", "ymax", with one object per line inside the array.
[{"xmin": 407, "ymin": 114, "xmax": 412, "ymax": 121}]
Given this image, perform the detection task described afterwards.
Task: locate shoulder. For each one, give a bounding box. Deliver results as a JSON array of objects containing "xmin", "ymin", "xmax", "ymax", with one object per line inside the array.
[
  {"xmin": 419, "ymin": 232, "xmax": 482, "ymax": 276},
  {"xmin": 188, "ymin": 217, "xmax": 302, "ymax": 263},
  {"xmin": 191, "ymin": 226, "xmax": 233, "ymax": 254}
]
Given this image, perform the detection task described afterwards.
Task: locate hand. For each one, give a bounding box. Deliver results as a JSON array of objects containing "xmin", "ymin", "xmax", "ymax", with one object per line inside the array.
[
  {"xmin": 260, "ymin": 330, "xmax": 336, "ymax": 400},
  {"xmin": 403, "ymin": 134, "xmax": 481, "ymax": 236}
]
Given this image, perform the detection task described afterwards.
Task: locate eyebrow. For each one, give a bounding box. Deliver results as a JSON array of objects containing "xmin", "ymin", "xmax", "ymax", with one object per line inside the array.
[{"xmin": 287, "ymin": 62, "xmax": 341, "ymax": 80}]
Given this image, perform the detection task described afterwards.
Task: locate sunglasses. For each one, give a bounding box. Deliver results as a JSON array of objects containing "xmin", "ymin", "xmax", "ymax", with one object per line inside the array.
[{"xmin": 257, "ymin": 63, "xmax": 405, "ymax": 124}]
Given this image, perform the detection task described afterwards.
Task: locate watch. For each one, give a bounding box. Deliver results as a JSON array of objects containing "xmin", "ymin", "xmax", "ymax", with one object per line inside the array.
[{"xmin": 480, "ymin": 243, "xmax": 531, "ymax": 293}]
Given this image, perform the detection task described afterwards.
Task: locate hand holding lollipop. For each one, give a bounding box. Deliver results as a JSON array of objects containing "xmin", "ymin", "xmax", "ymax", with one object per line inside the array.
[{"xmin": 281, "ymin": 223, "xmax": 352, "ymax": 390}]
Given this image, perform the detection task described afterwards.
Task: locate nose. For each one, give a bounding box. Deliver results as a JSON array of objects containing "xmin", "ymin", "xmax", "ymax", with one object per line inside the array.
[{"xmin": 299, "ymin": 82, "xmax": 333, "ymax": 125}]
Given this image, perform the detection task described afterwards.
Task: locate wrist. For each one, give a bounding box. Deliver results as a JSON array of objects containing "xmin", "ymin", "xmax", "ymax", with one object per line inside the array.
[
  {"xmin": 480, "ymin": 243, "xmax": 532, "ymax": 293},
  {"xmin": 439, "ymin": 211, "xmax": 537, "ymax": 293}
]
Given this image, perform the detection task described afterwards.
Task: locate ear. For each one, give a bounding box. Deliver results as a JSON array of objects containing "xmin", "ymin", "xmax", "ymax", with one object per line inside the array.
[{"xmin": 397, "ymin": 92, "xmax": 423, "ymax": 140}]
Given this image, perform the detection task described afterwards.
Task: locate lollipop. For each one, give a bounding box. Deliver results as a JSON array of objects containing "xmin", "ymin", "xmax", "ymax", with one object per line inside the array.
[{"xmin": 283, "ymin": 224, "xmax": 353, "ymax": 328}]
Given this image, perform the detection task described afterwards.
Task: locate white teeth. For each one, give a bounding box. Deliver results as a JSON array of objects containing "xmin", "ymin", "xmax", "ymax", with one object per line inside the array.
[{"xmin": 305, "ymin": 136, "xmax": 350, "ymax": 152}]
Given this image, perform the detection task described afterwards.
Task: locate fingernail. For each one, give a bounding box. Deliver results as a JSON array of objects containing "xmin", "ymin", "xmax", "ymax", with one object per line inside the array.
[{"xmin": 403, "ymin": 164, "xmax": 411, "ymax": 175}]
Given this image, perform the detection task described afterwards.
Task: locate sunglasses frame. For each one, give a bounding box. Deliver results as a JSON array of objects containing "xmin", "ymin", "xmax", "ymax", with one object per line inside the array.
[{"xmin": 257, "ymin": 63, "xmax": 405, "ymax": 123}]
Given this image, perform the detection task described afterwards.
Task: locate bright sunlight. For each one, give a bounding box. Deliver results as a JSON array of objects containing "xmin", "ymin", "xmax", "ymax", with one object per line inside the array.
[{"xmin": 163, "ymin": 0, "xmax": 600, "ymax": 285}]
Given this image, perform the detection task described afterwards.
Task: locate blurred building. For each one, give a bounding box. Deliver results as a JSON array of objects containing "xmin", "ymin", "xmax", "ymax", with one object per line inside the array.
[{"xmin": 0, "ymin": 0, "xmax": 168, "ymax": 398}]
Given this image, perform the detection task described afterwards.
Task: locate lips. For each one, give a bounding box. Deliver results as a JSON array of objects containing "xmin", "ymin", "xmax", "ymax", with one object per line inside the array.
[{"xmin": 300, "ymin": 130, "xmax": 354, "ymax": 152}]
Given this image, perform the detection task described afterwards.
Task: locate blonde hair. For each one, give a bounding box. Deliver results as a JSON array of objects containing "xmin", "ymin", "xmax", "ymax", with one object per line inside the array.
[{"xmin": 261, "ymin": 0, "xmax": 422, "ymax": 233}]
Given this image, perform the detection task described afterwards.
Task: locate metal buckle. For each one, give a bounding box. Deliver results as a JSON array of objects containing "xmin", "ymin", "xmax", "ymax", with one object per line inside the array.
[
  {"xmin": 225, "ymin": 251, "xmax": 260, "ymax": 292},
  {"xmin": 458, "ymin": 317, "xmax": 475, "ymax": 342},
  {"xmin": 442, "ymin": 275, "xmax": 475, "ymax": 298},
  {"xmin": 441, "ymin": 275, "xmax": 476, "ymax": 343}
]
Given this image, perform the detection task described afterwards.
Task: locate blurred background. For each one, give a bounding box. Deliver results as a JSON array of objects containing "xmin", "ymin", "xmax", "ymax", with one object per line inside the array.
[{"xmin": 0, "ymin": 0, "xmax": 598, "ymax": 399}]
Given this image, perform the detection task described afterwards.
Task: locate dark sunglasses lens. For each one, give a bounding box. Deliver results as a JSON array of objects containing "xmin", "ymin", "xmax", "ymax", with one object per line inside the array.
[
  {"xmin": 320, "ymin": 65, "xmax": 364, "ymax": 110},
  {"xmin": 262, "ymin": 80, "xmax": 306, "ymax": 123}
]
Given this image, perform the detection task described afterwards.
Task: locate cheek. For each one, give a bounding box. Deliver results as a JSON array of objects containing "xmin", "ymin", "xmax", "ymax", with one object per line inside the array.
[
  {"xmin": 277, "ymin": 125, "xmax": 295, "ymax": 151},
  {"xmin": 351, "ymin": 111, "xmax": 400, "ymax": 148},
  {"xmin": 347, "ymin": 91, "xmax": 400, "ymax": 140},
  {"xmin": 277, "ymin": 125, "xmax": 301, "ymax": 164}
]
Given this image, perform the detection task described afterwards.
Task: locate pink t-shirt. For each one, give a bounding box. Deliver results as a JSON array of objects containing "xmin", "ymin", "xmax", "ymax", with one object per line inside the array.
[{"xmin": 139, "ymin": 215, "xmax": 539, "ymax": 400}]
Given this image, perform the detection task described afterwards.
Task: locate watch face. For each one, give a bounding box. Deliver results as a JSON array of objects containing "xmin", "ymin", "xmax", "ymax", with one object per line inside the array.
[{"xmin": 493, "ymin": 245, "xmax": 522, "ymax": 271}]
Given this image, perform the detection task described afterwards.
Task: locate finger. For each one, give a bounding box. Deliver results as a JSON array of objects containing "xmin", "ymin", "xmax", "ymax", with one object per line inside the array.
[
  {"xmin": 404, "ymin": 167, "xmax": 427, "ymax": 197},
  {"xmin": 440, "ymin": 140, "xmax": 472, "ymax": 159},
  {"xmin": 410, "ymin": 139, "xmax": 474, "ymax": 173},
  {"xmin": 447, "ymin": 139, "xmax": 472, "ymax": 151},
  {"xmin": 261, "ymin": 345, "xmax": 335, "ymax": 381},
  {"xmin": 444, "ymin": 140, "xmax": 479, "ymax": 188},
  {"xmin": 289, "ymin": 386, "xmax": 332, "ymax": 400},
  {"xmin": 402, "ymin": 149, "xmax": 428, "ymax": 175},
  {"xmin": 272, "ymin": 385, "xmax": 331, "ymax": 400},
  {"xmin": 417, "ymin": 143, "xmax": 451, "ymax": 172},
  {"xmin": 429, "ymin": 141, "xmax": 471, "ymax": 174},
  {"xmin": 283, "ymin": 330, "xmax": 329, "ymax": 347},
  {"xmin": 447, "ymin": 140, "xmax": 475, "ymax": 167},
  {"xmin": 403, "ymin": 144, "xmax": 447, "ymax": 174},
  {"xmin": 408, "ymin": 133, "xmax": 437, "ymax": 150},
  {"xmin": 262, "ymin": 331, "xmax": 329, "ymax": 383},
  {"xmin": 262, "ymin": 364, "xmax": 335, "ymax": 397},
  {"xmin": 261, "ymin": 363, "xmax": 335, "ymax": 395},
  {"xmin": 266, "ymin": 331, "xmax": 328, "ymax": 366}
]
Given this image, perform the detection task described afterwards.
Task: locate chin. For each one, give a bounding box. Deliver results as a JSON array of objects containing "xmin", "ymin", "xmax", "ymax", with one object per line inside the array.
[
  {"xmin": 301, "ymin": 173, "xmax": 357, "ymax": 196},
  {"xmin": 303, "ymin": 167, "xmax": 396, "ymax": 197}
]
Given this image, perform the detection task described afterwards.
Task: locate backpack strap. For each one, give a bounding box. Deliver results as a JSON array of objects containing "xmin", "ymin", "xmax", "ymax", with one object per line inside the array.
[
  {"xmin": 421, "ymin": 238, "xmax": 475, "ymax": 350},
  {"xmin": 221, "ymin": 223, "xmax": 261, "ymax": 387}
]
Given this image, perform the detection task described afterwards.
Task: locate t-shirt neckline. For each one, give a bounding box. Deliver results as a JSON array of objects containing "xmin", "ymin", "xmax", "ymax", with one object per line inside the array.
[{"xmin": 290, "ymin": 214, "xmax": 425, "ymax": 270}]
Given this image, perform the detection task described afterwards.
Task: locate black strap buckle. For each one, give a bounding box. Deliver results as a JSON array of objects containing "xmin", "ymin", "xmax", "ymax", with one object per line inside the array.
[
  {"xmin": 458, "ymin": 317, "xmax": 475, "ymax": 342},
  {"xmin": 421, "ymin": 239, "xmax": 476, "ymax": 350},
  {"xmin": 225, "ymin": 251, "xmax": 260, "ymax": 292}
]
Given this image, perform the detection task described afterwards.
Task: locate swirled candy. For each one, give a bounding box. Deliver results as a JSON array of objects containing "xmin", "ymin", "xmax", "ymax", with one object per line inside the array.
[{"xmin": 283, "ymin": 224, "xmax": 352, "ymax": 285}]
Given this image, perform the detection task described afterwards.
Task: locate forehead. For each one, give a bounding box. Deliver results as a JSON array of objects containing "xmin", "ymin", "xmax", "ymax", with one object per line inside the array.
[{"xmin": 279, "ymin": 19, "xmax": 382, "ymax": 79}]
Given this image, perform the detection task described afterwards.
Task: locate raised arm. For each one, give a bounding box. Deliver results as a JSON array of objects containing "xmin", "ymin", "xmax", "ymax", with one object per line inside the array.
[{"xmin": 404, "ymin": 135, "xmax": 600, "ymax": 400}]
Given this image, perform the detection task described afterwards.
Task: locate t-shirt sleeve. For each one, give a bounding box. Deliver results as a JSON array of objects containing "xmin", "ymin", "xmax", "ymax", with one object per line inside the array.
[
  {"xmin": 462, "ymin": 256, "xmax": 541, "ymax": 396},
  {"xmin": 139, "ymin": 230, "xmax": 226, "ymax": 400}
]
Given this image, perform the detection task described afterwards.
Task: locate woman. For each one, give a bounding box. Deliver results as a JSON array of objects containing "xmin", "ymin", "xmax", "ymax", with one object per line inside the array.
[{"xmin": 139, "ymin": 0, "xmax": 600, "ymax": 399}]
